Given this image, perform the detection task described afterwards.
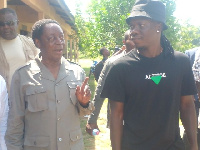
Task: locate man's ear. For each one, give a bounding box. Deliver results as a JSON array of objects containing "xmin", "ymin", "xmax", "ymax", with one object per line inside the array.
[
  {"xmin": 122, "ymin": 40, "xmax": 125, "ymax": 45},
  {"xmin": 156, "ymin": 23, "xmax": 162, "ymax": 32},
  {"xmin": 34, "ymin": 39, "xmax": 41, "ymax": 49}
]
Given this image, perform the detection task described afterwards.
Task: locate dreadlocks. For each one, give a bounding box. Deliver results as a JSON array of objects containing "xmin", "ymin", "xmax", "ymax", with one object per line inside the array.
[{"xmin": 160, "ymin": 34, "xmax": 174, "ymax": 58}]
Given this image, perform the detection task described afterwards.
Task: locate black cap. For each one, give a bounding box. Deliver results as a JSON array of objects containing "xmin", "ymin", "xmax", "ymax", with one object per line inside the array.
[{"xmin": 126, "ymin": 0, "xmax": 168, "ymax": 30}]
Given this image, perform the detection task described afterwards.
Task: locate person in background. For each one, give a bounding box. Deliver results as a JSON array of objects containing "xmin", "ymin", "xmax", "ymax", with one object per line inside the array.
[
  {"xmin": 101, "ymin": 0, "xmax": 198, "ymax": 150},
  {"xmin": 0, "ymin": 75, "xmax": 8, "ymax": 150},
  {"xmin": 0, "ymin": 8, "xmax": 38, "ymax": 93},
  {"xmin": 86, "ymin": 30, "xmax": 135, "ymax": 135},
  {"xmin": 185, "ymin": 47, "xmax": 200, "ymax": 117},
  {"xmin": 5, "ymin": 19, "xmax": 94, "ymax": 150},
  {"xmin": 192, "ymin": 47, "xmax": 200, "ymax": 119},
  {"xmin": 94, "ymin": 47, "xmax": 110, "ymax": 82}
]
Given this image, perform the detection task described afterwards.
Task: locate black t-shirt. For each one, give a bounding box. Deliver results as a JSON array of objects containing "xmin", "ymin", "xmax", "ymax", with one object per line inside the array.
[{"xmin": 101, "ymin": 50, "xmax": 197, "ymax": 150}]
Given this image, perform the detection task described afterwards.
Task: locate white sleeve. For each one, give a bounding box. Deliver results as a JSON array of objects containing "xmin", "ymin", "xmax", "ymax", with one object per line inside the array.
[
  {"xmin": 0, "ymin": 75, "xmax": 8, "ymax": 150},
  {"xmin": 193, "ymin": 52, "xmax": 200, "ymax": 82}
]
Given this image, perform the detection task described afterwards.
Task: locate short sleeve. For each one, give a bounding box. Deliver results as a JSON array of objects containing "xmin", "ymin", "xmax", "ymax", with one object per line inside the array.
[
  {"xmin": 182, "ymin": 56, "xmax": 197, "ymax": 96},
  {"xmin": 100, "ymin": 63, "xmax": 126, "ymax": 102}
]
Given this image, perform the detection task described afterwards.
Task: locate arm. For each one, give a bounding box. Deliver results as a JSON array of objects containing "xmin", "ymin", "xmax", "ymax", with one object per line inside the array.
[
  {"xmin": 86, "ymin": 62, "xmax": 112, "ymax": 135},
  {"xmin": 76, "ymin": 77, "xmax": 94, "ymax": 117},
  {"xmin": 110, "ymin": 100, "xmax": 124, "ymax": 150},
  {"xmin": 180, "ymin": 95, "xmax": 198, "ymax": 150},
  {"xmin": 0, "ymin": 76, "xmax": 8, "ymax": 150},
  {"xmin": 0, "ymin": 76, "xmax": 8, "ymax": 118},
  {"xmin": 195, "ymin": 82, "xmax": 200, "ymax": 101},
  {"xmin": 5, "ymin": 72, "xmax": 25, "ymax": 150}
]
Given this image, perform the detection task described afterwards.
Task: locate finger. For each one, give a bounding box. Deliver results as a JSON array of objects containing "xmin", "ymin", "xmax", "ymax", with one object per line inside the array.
[
  {"xmin": 81, "ymin": 77, "xmax": 89, "ymax": 94},
  {"xmin": 75, "ymin": 86, "xmax": 81, "ymax": 96}
]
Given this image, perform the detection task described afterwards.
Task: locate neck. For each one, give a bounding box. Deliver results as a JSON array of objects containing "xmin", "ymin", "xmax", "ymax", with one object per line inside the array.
[
  {"xmin": 103, "ymin": 56, "xmax": 108, "ymax": 59},
  {"xmin": 137, "ymin": 44, "xmax": 163, "ymax": 58},
  {"xmin": 41, "ymin": 57, "xmax": 61, "ymax": 79}
]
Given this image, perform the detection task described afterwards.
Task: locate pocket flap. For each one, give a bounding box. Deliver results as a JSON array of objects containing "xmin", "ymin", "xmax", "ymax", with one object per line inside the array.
[
  {"xmin": 69, "ymin": 128, "xmax": 82, "ymax": 142},
  {"xmin": 26, "ymin": 86, "xmax": 48, "ymax": 112},
  {"xmin": 24, "ymin": 136, "xmax": 49, "ymax": 147},
  {"xmin": 67, "ymin": 81, "xmax": 80, "ymax": 89},
  {"xmin": 26, "ymin": 85, "xmax": 46, "ymax": 95},
  {"xmin": 67, "ymin": 81, "xmax": 80, "ymax": 105}
]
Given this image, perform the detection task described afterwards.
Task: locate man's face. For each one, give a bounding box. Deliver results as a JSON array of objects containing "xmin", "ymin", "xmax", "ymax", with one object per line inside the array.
[
  {"xmin": 0, "ymin": 13, "xmax": 18, "ymax": 40},
  {"xmin": 129, "ymin": 18, "xmax": 160, "ymax": 49},
  {"xmin": 35, "ymin": 23, "xmax": 65, "ymax": 62},
  {"xmin": 103, "ymin": 49, "xmax": 110, "ymax": 57}
]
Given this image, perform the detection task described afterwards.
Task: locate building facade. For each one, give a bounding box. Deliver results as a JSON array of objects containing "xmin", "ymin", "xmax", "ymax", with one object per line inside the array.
[{"xmin": 1, "ymin": 0, "xmax": 78, "ymax": 62}]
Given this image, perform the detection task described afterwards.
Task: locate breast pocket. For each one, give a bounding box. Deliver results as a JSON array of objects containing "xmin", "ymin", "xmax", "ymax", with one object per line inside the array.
[
  {"xmin": 25, "ymin": 85, "xmax": 48, "ymax": 112},
  {"xmin": 67, "ymin": 81, "xmax": 81, "ymax": 106},
  {"xmin": 24, "ymin": 136, "xmax": 50, "ymax": 150}
]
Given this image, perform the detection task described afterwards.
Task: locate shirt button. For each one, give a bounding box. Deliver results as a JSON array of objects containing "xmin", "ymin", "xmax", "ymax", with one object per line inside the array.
[
  {"xmin": 76, "ymin": 136, "xmax": 79, "ymax": 139},
  {"xmin": 57, "ymin": 118, "xmax": 60, "ymax": 121},
  {"xmin": 57, "ymin": 100, "xmax": 61, "ymax": 103},
  {"xmin": 58, "ymin": 138, "xmax": 62, "ymax": 141}
]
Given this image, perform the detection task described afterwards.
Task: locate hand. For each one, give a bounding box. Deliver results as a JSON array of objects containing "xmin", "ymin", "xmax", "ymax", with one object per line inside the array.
[
  {"xmin": 75, "ymin": 77, "xmax": 91, "ymax": 106},
  {"xmin": 86, "ymin": 123, "xmax": 100, "ymax": 136},
  {"xmin": 121, "ymin": 45, "xmax": 126, "ymax": 51}
]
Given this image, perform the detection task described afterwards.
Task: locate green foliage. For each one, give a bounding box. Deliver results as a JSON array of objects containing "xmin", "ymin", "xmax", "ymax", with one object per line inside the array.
[
  {"xmin": 74, "ymin": 0, "xmax": 200, "ymax": 58},
  {"xmin": 175, "ymin": 22, "xmax": 200, "ymax": 52}
]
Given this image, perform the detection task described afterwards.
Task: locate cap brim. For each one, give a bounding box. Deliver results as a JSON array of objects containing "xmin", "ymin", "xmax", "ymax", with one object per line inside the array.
[{"xmin": 126, "ymin": 12, "xmax": 168, "ymax": 30}]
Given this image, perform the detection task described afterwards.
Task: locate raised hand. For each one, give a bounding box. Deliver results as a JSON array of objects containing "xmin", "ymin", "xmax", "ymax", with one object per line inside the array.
[{"xmin": 75, "ymin": 77, "xmax": 91, "ymax": 107}]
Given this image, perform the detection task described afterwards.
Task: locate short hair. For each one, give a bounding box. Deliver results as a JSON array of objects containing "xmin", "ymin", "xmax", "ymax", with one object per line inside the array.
[
  {"xmin": 0, "ymin": 8, "xmax": 17, "ymax": 18},
  {"xmin": 99, "ymin": 47, "xmax": 107, "ymax": 55},
  {"xmin": 124, "ymin": 30, "xmax": 130, "ymax": 41},
  {"xmin": 31, "ymin": 19, "xmax": 60, "ymax": 43}
]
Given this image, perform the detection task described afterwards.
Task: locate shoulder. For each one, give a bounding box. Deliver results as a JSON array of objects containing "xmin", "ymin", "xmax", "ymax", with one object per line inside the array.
[
  {"xmin": 174, "ymin": 51, "xmax": 190, "ymax": 60},
  {"xmin": 185, "ymin": 47, "xmax": 200, "ymax": 54},
  {"xmin": 18, "ymin": 34, "xmax": 33, "ymax": 42},
  {"xmin": 68, "ymin": 60, "xmax": 82, "ymax": 68},
  {"xmin": 65, "ymin": 59, "xmax": 84, "ymax": 72},
  {"xmin": 111, "ymin": 50, "xmax": 136, "ymax": 66},
  {"xmin": 15, "ymin": 60, "xmax": 36, "ymax": 73}
]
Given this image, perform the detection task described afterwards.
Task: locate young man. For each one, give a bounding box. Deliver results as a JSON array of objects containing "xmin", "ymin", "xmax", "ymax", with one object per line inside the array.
[
  {"xmin": 86, "ymin": 30, "xmax": 135, "ymax": 134},
  {"xmin": 101, "ymin": 0, "xmax": 198, "ymax": 150}
]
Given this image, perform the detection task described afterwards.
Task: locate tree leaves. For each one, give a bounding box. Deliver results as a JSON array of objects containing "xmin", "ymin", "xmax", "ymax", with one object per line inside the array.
[{"xmin": 75, "ymin": 0, "xmax": 200, "ymax": 58}]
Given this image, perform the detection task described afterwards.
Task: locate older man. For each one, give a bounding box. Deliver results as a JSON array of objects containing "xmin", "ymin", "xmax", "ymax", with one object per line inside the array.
[{"xmin": 0, "ymin": 8, "xmax": 38, "ymax": 92}]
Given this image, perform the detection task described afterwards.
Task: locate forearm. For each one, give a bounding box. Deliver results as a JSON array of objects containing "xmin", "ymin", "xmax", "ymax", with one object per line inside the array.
[
  {"xmin": 110, "ymin": 101, "xmax": 124, "ymax": 150},
  {"xmin": 88, "ymin": 96, "xmax": 105, "ymax": 124},
  {"xmin": 110, "ymin": 111, "xmax": 123, "ymax": 150},
  {"xmin": 180, "ymin": 97, "xmax": 197, "ymax": 148}
]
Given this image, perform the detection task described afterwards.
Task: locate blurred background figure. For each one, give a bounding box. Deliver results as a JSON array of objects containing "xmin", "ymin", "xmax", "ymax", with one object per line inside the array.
[
  {"xmin": 94, "ymin": 47, "xmax": 110, "ymax": 82},
  {"xmin": 0, "ymin": 8, "xmax": 38, "ymax": 93},
  {"xmin": 86, "ymin": 30, "xmax": 135, "ymax": 135},
  {"xmin": 0, "ymin": 75, "xmax": 8, "ymax": 150}
]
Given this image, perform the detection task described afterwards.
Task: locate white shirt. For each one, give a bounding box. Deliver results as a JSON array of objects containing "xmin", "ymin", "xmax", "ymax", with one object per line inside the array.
[
  {"xmin": 0, "ymin": 36, "xmax": 26, "ymax": 88},
  {"xmin": 0, "ymin": 75, "xmax": 8, "ymax": 150}
]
